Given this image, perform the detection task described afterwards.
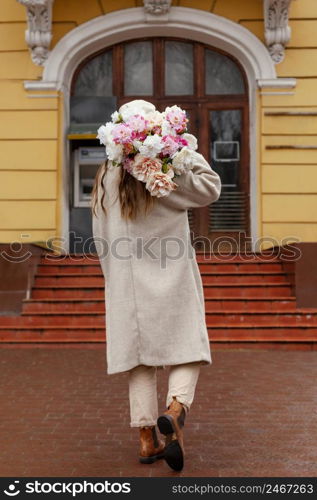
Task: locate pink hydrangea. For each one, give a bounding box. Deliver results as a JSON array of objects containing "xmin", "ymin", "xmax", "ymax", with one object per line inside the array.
[
  {"xmin": 165, "ymin": 105, "xmax": 188, "ymax": 134},
  {"xmin": 112, "ymin": 123, "xmax": 134, "ymax": 144}
]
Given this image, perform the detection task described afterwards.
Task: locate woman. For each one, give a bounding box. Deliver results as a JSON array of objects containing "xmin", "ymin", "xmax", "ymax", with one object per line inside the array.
[{"xmin": 91, "ymin": 100, "xmax": 221, "ymax": 471}]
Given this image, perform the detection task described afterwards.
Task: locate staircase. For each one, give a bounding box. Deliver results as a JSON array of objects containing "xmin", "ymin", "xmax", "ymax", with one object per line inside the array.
[{"xmin": 0, "ymin": 251, "xmax": 317, "ymax": 345}]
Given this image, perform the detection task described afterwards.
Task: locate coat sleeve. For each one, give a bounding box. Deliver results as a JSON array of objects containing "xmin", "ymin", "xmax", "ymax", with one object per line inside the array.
[{"xmin": 159, "ymin": 151, "xmax": 221, "ymax": 211}]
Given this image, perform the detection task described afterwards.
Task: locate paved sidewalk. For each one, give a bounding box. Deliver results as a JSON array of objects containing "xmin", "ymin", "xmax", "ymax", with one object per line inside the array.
[{"xmin": 0, "ymin": 345, "xmax": 317, "ymax": 477}]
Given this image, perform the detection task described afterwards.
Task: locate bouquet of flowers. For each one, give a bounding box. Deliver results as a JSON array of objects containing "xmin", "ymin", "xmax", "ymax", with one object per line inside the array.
[{"xmin": 96, "ymin": 100, "xmax": 198, "ymax": 198}]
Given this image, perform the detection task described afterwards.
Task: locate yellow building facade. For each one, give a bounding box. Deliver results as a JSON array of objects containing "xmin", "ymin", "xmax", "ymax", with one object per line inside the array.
[{"xmin": 1, "ymin": 0, "xmax": 317, "ymax": 253}]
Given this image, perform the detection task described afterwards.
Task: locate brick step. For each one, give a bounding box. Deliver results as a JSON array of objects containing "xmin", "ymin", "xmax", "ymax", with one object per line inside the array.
[
  {"xmin": 205, "ymin": 297, "xmax": 296, "ymax": 311},
  {"xmin": 203, "ymin": 284, "xmax": 292, "ymax": 298},
  {"xmin": 32, "ymin": 287, "xmax": 105, "ymax": 299},
  {"xmin": 205, "ymin": 311, "xmax": 317, "ymax": 325},
  {"xmin": 22, "ymin": 298, "xmax": 105, "ymax": 302},
  {"xmin": 201, "ymin": 273, "xmax": 288, "ymax": 284},
  {"xmin": 208, "ymin": 326, "xmax": 317, "ymax": 342},
  {"xmin": 33, "ymin": 272, "xmax": 289, "ymax": 286},
  {"xmin": 22, "ymin": 299, "xmax": 105, "ymax": 313},
  {"xmin": 0, "ymin": 325, "xmax": 317, "ymax": 343},
  {"xmin": 40, "ymin": 254, "xmax": 99, "ymax": 264},
  {"xmin": 30, "ymin": 283, "xmax": 293, "ymax": 299},
  {"xmin": 0, "ymin": 315, "xmax": 105, "ymax": 327},
  {"xmin": 40, "ymin": 254, "xmax": 284, "ymax": 265},
  {"xmin": 37, "ymin": 265, "xmax": 102, "ymax": 274},
  {"xmin": 18, "ymin": 309, "xmax": 317, "ymax": 326},
  {"xmin": 35, "ymin": 270, "xmax": 288, "ymax": 277},
  {"xmin": 34, "ymin": 275, "xmax": 104, "ymax": 286},
  {"xmin": 22, "ymin": 297, "xmax": 297, "ymax": 313},
  {"xmin": 2, "ymin": 310, "xmax": 316, "ymax": 327},
  {"xmin": 0, "ymin": 328, "xmax": 105, "ymax": 342},
  {"xmin": 198, "ymin": 262, "xmax": 284, "ymax": 272},
  {"xmin": 21, "ymin": 310, "xmax": 106, "ymax": 315},
  {"xmin": 37, "ymin": 261, "xmax": 285, "ymax": 274}
]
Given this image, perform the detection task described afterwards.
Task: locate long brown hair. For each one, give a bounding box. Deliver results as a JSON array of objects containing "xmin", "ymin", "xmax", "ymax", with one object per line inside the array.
[{"xmin": 91, "ymin": 161, "xmax": 155, "ymax": 220}]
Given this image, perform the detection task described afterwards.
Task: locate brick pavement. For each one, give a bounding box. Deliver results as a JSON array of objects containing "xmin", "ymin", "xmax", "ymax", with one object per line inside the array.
[{"xmin": 0, "ymin": 344, "xmax": 317, "ymax": 477}]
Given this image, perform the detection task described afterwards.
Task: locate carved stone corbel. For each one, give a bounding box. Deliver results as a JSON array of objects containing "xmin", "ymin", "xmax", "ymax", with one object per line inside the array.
[
  {"xmin": 17, "ymin": 0, "xmax": 54, "ymax": 66},
  {"xmin": 143, "ymin": 0, "xmax": 171, "ymax": 21},
  {"xmin": 263, "ymin": 0, "xmax": 294, "ymax": 64},
  {"xmin": 143, "ymin": 0, "xmax": 171, "ymax": 15}
]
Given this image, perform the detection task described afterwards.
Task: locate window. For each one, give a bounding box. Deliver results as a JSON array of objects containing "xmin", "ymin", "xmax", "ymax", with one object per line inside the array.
[{"xmin": 72, "ymin": 38, "xmax": 246, "ymax": 100}]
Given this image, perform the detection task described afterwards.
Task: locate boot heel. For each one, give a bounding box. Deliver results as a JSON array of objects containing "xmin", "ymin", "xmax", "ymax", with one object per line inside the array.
[
  {"xmin": 164, "ymin": 440, "xmax": 184, "ymax": 471},
  {"xmin": 157, "ymin": 414, "xmax": 175, "ymax": 435}
]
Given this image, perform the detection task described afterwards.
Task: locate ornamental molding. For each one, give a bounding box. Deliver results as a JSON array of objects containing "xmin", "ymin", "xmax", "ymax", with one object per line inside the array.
[
  {"xmin": 263, "ymin": 0, "xmax": 295, "ymax": 64},
  {"xmin": 17, "ymin": 0, "xmax": 54, "ymax": 66},
  {"xmin": 143, "ymin": 0, "xmax": 171, "ymax": 15},
  {"xmin": 17, "ymin": 0, "xmax": 297, "ymax": 66},
  {"xmin": 24, "ymin": 7, "xmax": 278, "ymax": 90},
  {"xmin": 257, "ymin": 78, "xmax": 296, "ymax": 88}
]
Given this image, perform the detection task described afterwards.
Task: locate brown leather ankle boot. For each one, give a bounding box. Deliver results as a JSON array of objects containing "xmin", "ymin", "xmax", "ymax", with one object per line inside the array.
[
  {"xmin": 139, "ymin": 425, "xmax": 165, "ymax": 464},
  {"xmin": 157, "ymin": 397, "xmax": 187, "ymax": 471}
]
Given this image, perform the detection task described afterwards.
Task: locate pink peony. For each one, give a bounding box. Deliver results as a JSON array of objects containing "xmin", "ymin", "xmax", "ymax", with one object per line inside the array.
[
  {"xmin": 146, "ymin": 111, "xmax": 163, "ymax": 135},
  {"xmin": 134, "ymin": 131, "xmax": 148, "ymax": 142},
  {"xmin": 161, "ymin": 135, "xmax": 180, "ymax": 157},
  {"xmin": 126, "ymin": 114, "xmax": 149, "ymax": 133},
  {"xmin": 165, "ymin": 105, "xmax": 188, "ymax": 134},
  {"xmin": 175, "ymin": 136, "xmax": 188, "ymax": 147},
  {"xmin": 131, "ymin": 154, "xmax": 162, "ymax": 182},
  {"xmin": 112, "ymin": 123, "xmax": 134, "ymax": 144},
  {"xmin": 122, "ymin": 157, "xmax": 134, "ymax": 173},
  {"xmin": 123, "ymin": 142, "xmax": 135, "ymax": 155},
  {"xmin": 145, "ymin": 169, "xmax": 177, "ymax": 198},
  {"xmin": 181, "ymin": 133, "xmax": 198, "ymax": 150}
]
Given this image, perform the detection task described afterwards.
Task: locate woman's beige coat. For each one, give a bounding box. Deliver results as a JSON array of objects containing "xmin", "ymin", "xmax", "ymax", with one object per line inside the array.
[{"xmin": 92, "ymin": 151, "xmax": 221, "ymax": 375}]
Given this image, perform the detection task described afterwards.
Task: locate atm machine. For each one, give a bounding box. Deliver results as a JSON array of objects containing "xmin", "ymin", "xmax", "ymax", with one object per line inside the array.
[{"xmin": 69, "ymin": 146, "xmax": 106, "ymax": 254}]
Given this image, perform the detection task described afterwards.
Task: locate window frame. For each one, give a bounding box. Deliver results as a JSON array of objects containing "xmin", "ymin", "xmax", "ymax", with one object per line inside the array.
[{"xmin": 71, "ymin": 37, "xmax": 248, "ymax": 104}]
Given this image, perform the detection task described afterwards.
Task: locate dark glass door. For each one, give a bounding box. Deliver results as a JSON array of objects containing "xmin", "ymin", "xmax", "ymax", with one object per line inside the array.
[{"xmin": 70, "ymin": 37, "xmax": 250, "ymax": 252}]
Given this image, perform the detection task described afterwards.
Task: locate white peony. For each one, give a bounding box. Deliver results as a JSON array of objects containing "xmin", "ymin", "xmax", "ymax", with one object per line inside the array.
[
  {"xmin": 96, "ymin": 125, "xmax": 107, "ymax": 145},
  {"xmin": 119, "ymin": 100, "xmax": 156, "ymax": 121},
  {"xmin": 161, "ymin": 119, "xmax": 177, "ymax": 137},
  {"xmin": 111, "ymin": 111, "xmax": 121, "ymax": 123},
  {"xmin": 181, "ymin": 133, "xmax": 198, "ymax": 151},
  {"xmin": 171, "ymin": 147, "xmax": 196, "ymax": 174},
  {"xmin": 106, "ymin": 142, "xmax": 123, "ymax": 163},
  {"xmin": 97, "ymin": 122, "xmax": 115, "ymax": 146},
  {"xmin": 146, "ymin": 110, "xmax": 163, "ymax": 128},
  {"xmin": 139, "ymin": 134, "xmax": 164, "ymax": 158},
  {"xmin": 132, "ymin": 139, "xmax": 142, "ymax": 151}
]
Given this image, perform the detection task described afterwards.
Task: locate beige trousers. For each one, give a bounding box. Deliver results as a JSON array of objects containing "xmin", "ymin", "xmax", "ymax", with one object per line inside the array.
[{"xmin": 128, "ymin": 362, "xmax": 201, "ymax": 427}]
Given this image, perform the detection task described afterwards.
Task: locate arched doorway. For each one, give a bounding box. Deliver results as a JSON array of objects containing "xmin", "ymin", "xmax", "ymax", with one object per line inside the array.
[{"xmin": 68, "ymin": 37, "xmax": 249, "ymax": 252}]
